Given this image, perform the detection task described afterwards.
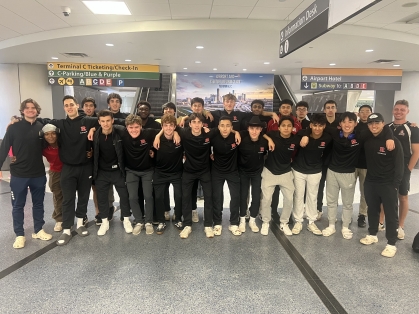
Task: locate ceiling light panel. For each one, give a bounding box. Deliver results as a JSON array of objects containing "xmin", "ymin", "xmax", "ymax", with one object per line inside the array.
[{"xmin": 83, "ymin": 1, "xmax": 131, "ymax": 15}]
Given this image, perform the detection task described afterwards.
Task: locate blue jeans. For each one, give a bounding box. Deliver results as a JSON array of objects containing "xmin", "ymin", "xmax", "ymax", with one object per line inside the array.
[{"xmin": 10, "ymin": 175, "xmax": 47, "ymax": 236}]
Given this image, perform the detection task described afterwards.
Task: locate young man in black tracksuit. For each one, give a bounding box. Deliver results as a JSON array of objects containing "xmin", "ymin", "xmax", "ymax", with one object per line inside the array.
[
  {"xmin": 354, "ymin": 105, "xmax": 372, "ymax": 228},
  {"xmin": 92, "ymin": 110, "xmax": 132, "ymax": 236},
  {"xmin": 113, "ymin": 114, "xmax": 160, "ymax": 235},
  {"xmin": 238, "ymin": 116, "xmax": 269, "ymax": 233},
  {"xmin": 360, "ymin": 113, "xmax": 404, "ymax": 258},
  {"xmin": 108, "ymin": 93, "xmax": 129, "ymax": 119},
  {"xmin": 292, "ymin": 114, "xmax": 332, "ymax": 236},
  {"xmin": 211, "ymin": 116, "xmax": 242, "ymax": 236},
  {"xmin": 42, "ymin": 95, "xmax": 99, "ymax": 245},
  {"xmin": 152, "ymin": 114, "xmax": 183, "ymax": 235},
  {"xmin": 0, "ymin": 99, "xmax": 52, "ymax": 249},
  {"xmin": 157, "ymin": 113, "xmax": 219, "ymax": 239}
]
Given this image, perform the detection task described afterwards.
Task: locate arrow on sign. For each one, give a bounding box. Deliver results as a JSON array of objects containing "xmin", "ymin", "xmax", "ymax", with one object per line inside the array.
[
  {"xmin": 48, "ymin": 71, "xmax": 54, "ymax": 76},
  {"xmin": 48, "ymin": 63, "xmax": 53, "ymax": 68},
  {"xmin": 49, "ymin": 78, "xmax": 55, "ymax": 84},
  {"xmin": 302, "ymin": 76, "xmax": 308, "ymax": 81},
  {"xmin": 304, "ymin": 83, "xmax": 309, "ymax": 89}
]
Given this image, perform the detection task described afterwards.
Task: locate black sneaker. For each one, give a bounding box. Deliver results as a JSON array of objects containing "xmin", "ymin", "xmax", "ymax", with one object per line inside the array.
[
  {"xmin": 95, "ymin": 215, "xmax": 102, "ymax": 226},
  {"xmin": 108, "ymin": 207, "xmax": 114, "ymax": 221},
  {"xmin": 156, "ymin": 223, "xmax": 167, "ymax": 235},
  {"xmin": 174, "ymin": 221, "xmax": 184, "ymax": 231},
  {"xmin": 83, "ymin": 215, "xmax": 88, "ymax": 226},
  {"xmin": 358, "ymin": 214, "xmax": 366, "ymax": 227}
]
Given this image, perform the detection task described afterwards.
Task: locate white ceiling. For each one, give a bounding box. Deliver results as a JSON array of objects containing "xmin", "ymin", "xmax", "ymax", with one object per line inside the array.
[{"xmin": 0, "ymin": 0, "xmax": 419, "ymax": 74}]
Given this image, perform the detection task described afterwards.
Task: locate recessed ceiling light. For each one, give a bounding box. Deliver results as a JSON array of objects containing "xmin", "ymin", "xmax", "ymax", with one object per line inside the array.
[
  {"xmin": 329, "ymin": 63, "xmax": 336, "ymax": 66},
  {"xmin": 259, "ymin": 76, "xmax": 263, "ymax": 77},
  {"xmin": 106, "ymin": 43, "xmax": 114, "ymax": 47},
  {"xmin": 183, "ymin": 67, "xmax": 187, "ymax": 70},
  {"xmin": 196, "ymin": 46, "xmax": 204, "ymax": 49},
  {"xmin": 83, "ymin": 1, "xmax": 131, "ymax": 15},
  {"xmin": 272, "ymin": 69, "xmax": 276, "ymax": 71},
  {"xmin": 213, "ymin": 68, "xmax": 217, "ymax": 70},
  {"xmin": 51, "ymin": 57, "xmax": 58, "ymax": 60},
  {"xmin": 195, "ymin": 61, "xmax": 201, "ymax": 63},
  {"xmin": 125, "ymin": 59, "xmax": 131, "ymax": 62},
  {"xmin": 263, "ymin": 62, "xmax": 270, "ymax": 65},
  {"xmin": 184, "ymin": 75, "xmax": 188, "ymax": 76},
  {"xmin": 393, "ymin": 64, "xmax": 401, "ymax": 67},
  {"xmin": 365, "ymin": 49, "xmax": 374, "ymax": 52},
  {"xmin": 243, "ymin": 69, "xmax": 247, "ymax": 71}
]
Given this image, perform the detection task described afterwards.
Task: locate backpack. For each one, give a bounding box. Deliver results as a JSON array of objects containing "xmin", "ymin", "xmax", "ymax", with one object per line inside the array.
[{"xmin": 413, "ymin": 232, "xmax": 419, "ymax": 253}]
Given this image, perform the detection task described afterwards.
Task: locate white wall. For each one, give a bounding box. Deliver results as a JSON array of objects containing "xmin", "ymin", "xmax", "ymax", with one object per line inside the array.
[
  {"xmin": 395, "ymin": 71, "xmax": 419, "ymax": 124},
  {"xmin": 0, "ymin": 64, "xmax": 52, "ymax": 136}
]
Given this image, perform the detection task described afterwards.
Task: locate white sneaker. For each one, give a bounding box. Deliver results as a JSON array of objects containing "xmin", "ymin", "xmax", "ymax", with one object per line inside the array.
[
  {"xmin": 145, "ymin": 223, "xmax": 154, "ymax": 235},
  {"xmin": 164, "ymin": 211, "xmax": 170, "ymax": 221},
  {"xmin": 378, "ymin": 223, "xmax": 385, "ymax": 231},
  {"xmin": 228, "ymin": 225, "xmax": 242, "ymax": 236},
  {"xmin": 97, "ymin": 219, "xmax": 109, "ymax": 236},
  {"xmin": 204, "ymin": 227, "xmax": 214, "ymax": 238},
  {"xmin": 54, "ymin": 222, "xmax": 63, "ymax": 232},
  {"xmin": 280, "ymin": 223, "xmax": 292, "ymax": 236},
  {"xmin": 249, "ymin": 219, "xmax": 259, "ymax": 233},
  {"xmin": 180, "ymin": 226, "xmax": 192, "ymax": 238},
  {"xmin": 132, "ymin": 223, "xmax": 144, "ymax": 235},
  {"xmin": 381, "ymin": 244, "xmax": 397, "ymax": 258},
  {"xmin": 123, "ymin": 219, "xmax": 133, "ymax": 233},
  {"xmin": 316, "ymin": 211, "xmax": 323, "ymax": 221},
  {"xmin": 342, "ymin": 227, "xmax": 353, "ymax": 240},
  {"xmin": 292, "ymin": 222, "xmax": 303, "ymax": 235},
  {"xmin": 397, "ymin": 227, "xmax": 405, "ymax": 240},
  {"xmin": 192, "ymin": 210, "xmax": 199, "ymax": 223},
  {"xmin": 261, "ymin": 222, "xmax": 269, "ymax": 236},
  {"xmin": 307, "ymin": 223, "xmax": 322, "ymax": 235},
  {"xmin": 214, "ymin": 225, "xmax": 222, "ymax": 236},
  {"xmin": 239, "ymin": 221, "xmax": 246, "ymax": 233},
  {"xmin": 360, "ymin": 235, "xmax": 378, "ymax": 245}
]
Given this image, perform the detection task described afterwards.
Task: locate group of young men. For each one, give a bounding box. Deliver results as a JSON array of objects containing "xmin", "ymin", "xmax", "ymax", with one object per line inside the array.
[{"xmin": 0, "ymin": 93, "xmax": 417, "ymax": 258}]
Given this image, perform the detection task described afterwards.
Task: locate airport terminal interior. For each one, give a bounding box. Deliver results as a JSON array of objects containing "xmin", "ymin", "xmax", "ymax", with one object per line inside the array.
[{"xmin": 1, "ymin": 0, "xmax": 419, "ymax": 313}]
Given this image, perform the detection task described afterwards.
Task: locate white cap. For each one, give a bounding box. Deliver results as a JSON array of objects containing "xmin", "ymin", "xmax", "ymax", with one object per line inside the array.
[{"xmin": 42, "ymin": 124, "xmax": 57, "ymax": 133}]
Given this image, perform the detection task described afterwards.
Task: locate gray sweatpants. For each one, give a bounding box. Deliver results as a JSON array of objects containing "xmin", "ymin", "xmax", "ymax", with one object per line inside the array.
[
  {"xmin": 260, "ymin": 168, "xmax": 294, "ymax": 224},
  {"xmin": 326, "ymin": 169, "xmax": 356, "ymax": 228}
]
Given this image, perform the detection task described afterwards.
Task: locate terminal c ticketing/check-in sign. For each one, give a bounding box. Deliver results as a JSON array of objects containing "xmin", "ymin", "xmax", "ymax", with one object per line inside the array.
[
  {"xmin": 280, "ymin": 0, "xmax": 381, "ymax": 58},
  {"xmin": 47, "ymin": 62, "xmax": 160, "ymax": 87},
  {"xmin": 300, "ymin": 68, "xmax": 402, "ymax": 91}
]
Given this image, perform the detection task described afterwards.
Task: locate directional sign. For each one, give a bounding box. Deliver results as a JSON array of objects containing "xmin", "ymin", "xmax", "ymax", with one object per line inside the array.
[
  {"xmin": 300, "ymin": 68, "xmax": 402, "ymax": 91},
  {"xmin": 47, "ymin": 62, "xmax": 160, "ymax": 87},
  {"xmin": 280, "ymin": 0, "xmax": 382, "ymax": 58}
]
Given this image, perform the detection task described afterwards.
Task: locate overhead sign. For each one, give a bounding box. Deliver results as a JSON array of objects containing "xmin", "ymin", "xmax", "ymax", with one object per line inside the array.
[
  {"xmin": 47, "ymin": 62, "xmax": 160, "ymax": 87},
  {"xmin": 280, "ymin": 0, "xmax": 381, "ymax": 58},
  {"xmin": 300, "ymin": 68, "xmax": 402, "ymax": 90}
]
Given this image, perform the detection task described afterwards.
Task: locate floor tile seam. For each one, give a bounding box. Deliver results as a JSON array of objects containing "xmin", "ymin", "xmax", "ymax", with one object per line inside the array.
[
  {"xmin": 270, "ymin": 222, "xmax": 348, "ymax": 314},
  {"xmin": 0, "ymin": 191, "xmax": 11, "ymax": 195},
  {"xmin": 0, "ymin": 220, "xmax": 96, "ymax": 281}
]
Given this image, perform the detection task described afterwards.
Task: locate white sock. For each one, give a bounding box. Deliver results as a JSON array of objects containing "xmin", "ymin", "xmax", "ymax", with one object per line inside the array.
[
  {"xmin": 328, "ymin": 224, "xmax": 336, "ymax": 230},
  {"xmin": 240, "ymin": 216, "xmax": 246, "ymax": 223},
  {"xmin": 76, "ymin": 218, "xmax": 84, "ymax": 229},
  {"xmin": 249, "ymin": 217, "xmax": 256, "ymax": 223},
  {"xmin": 102, "ymin": 218, "xmax": 108, "ymax": 223},
  {"xmin": 124, "ymin": 217, "xmax": 130, "ymax": 222},
  {"xmin": 63, "ymin": 229, "xmax": 71, "ymax": 236}
]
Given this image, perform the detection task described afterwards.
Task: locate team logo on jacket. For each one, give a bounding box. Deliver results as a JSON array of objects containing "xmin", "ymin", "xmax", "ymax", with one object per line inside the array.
[
  {"xmin": 233, "ymin": 116, "xmax": 237, "ymax": 121},
  {"xmin": 320, "ymin": 142, "xmax": 325, "ymax": 147},
  {"xmin": 288, "ymin": 143, "xmax": 295, "ymax": 151},
  {"xmin": 378, "ymin": 147, "xmax": 386, "ymax": 155},
  {"xmin": 80, "ymin": 126, "xmax": 87, "ymax": 134},
  {"xmin": 204, "ymin": 138, "xmax": 210, "ymax": 145},
  {"xmin": 260, "ymin": 147, "xmax": 264, "ymax": 152},
  {"xmin": 140, "ymin": 139, "xmax": 146, "ymax": 145},
  {"xmin": 351, "ymin": 139, "xmax": 357, "ymax": 145},
  {"xmin": 399, "ymin": 130, "xmax": 405, "ymax": 136},
  {"xmin": 231, "ymin": 143, "xmax": 237, "ymax": 149}
]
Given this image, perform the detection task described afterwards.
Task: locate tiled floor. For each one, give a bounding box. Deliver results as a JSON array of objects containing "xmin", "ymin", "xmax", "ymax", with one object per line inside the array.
[{"xmin": 0, "ymin": 170, "xmax": 418, "ymax": 314}]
